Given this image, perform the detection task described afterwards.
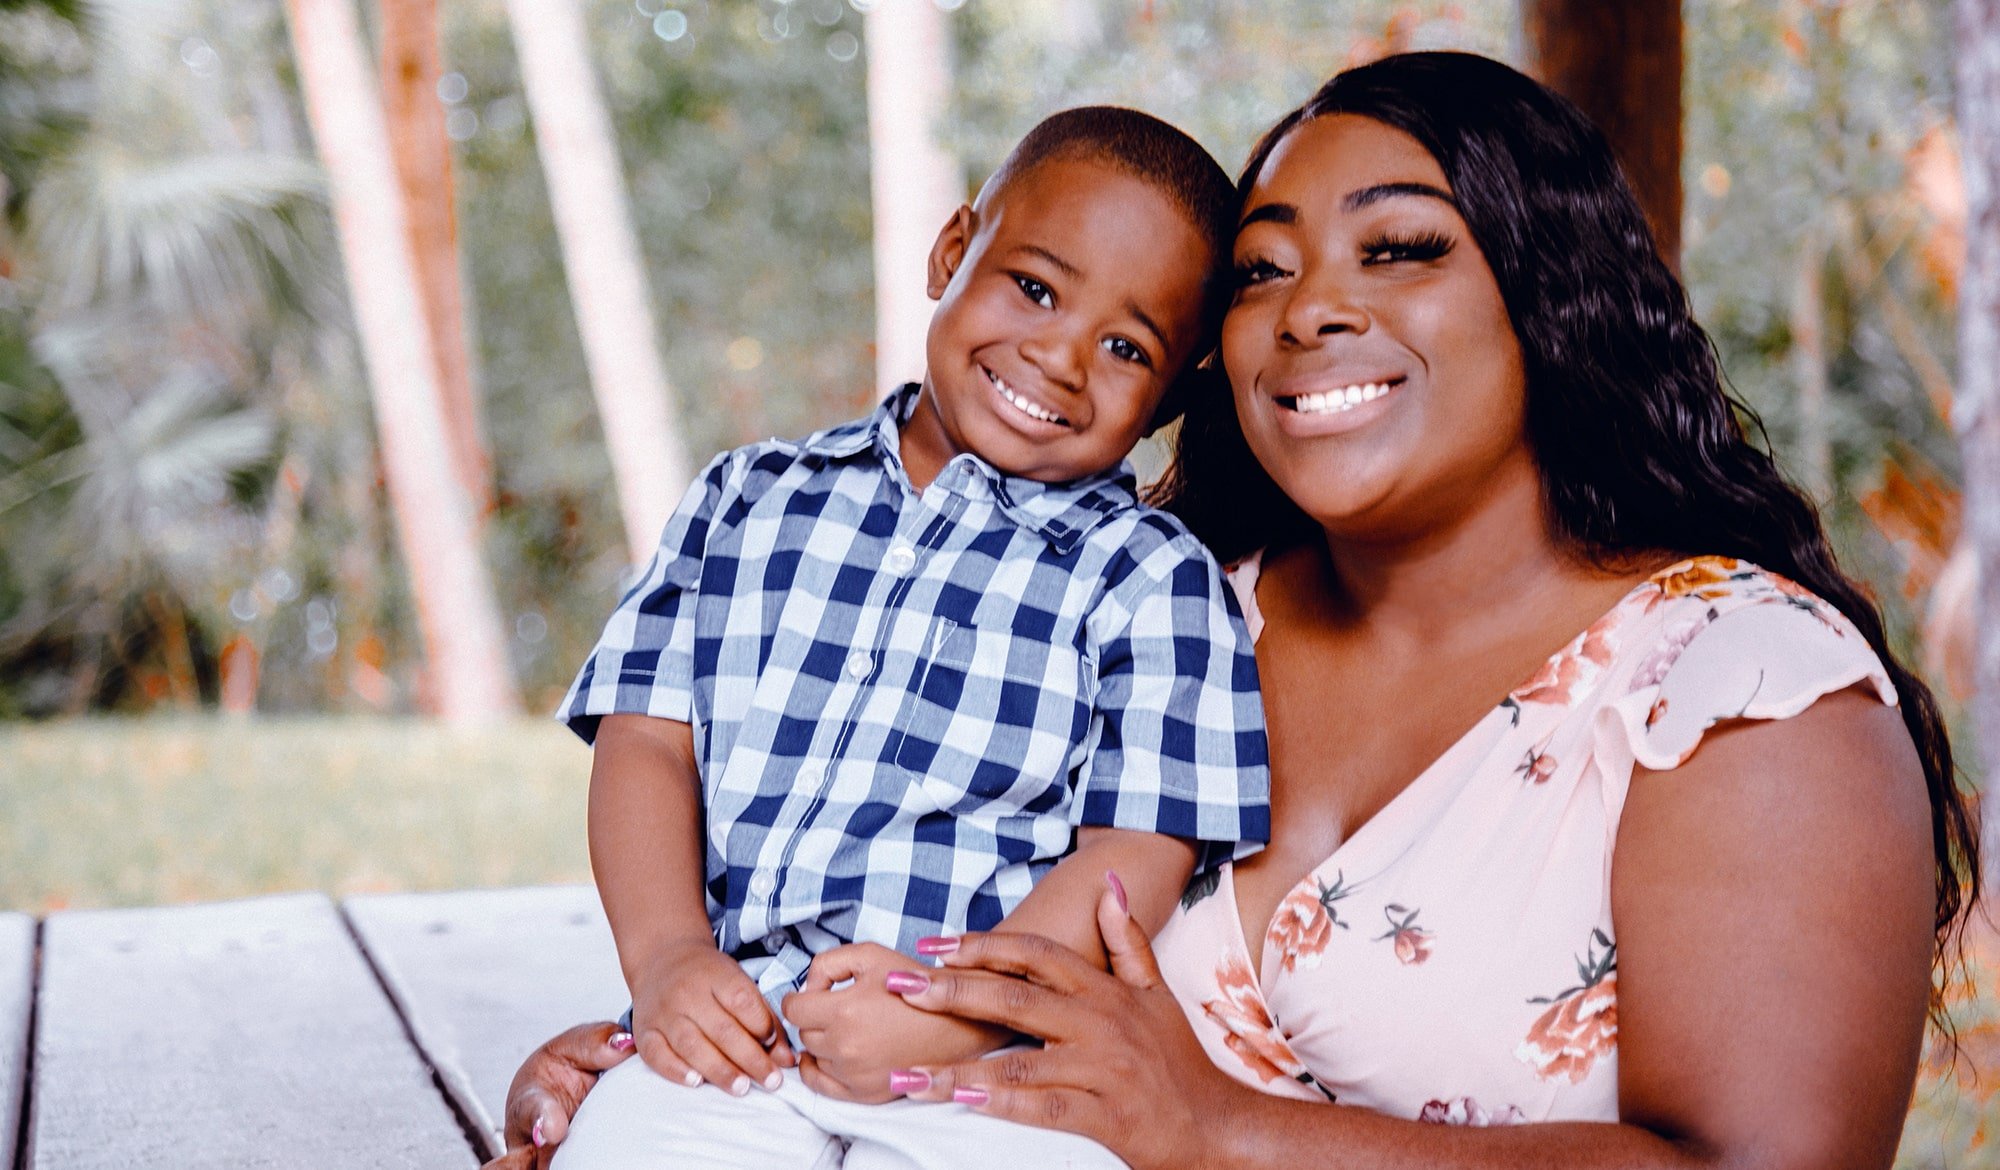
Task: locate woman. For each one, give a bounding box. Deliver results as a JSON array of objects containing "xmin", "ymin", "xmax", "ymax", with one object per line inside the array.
[{"xmin": 491, "ymin": 52, "xmax": 1978, "ymax": 1169}]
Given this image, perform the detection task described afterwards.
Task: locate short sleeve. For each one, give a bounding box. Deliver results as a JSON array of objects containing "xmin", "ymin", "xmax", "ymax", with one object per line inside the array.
[
  {"xmin": 1073, "ymin": 536, "xmax": 1272, "ymax": 867},
  {"xmin": 1594, "ymin": 594, "xmax": 1898, "ymax": 778},
  {"xmin": 557, "ymin": 451, "xmax": 736, "ymax": 743}
]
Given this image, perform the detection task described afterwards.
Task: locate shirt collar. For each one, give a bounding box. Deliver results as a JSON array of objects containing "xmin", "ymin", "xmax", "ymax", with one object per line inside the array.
[{"xmin": 794, "ymin": 383, "xmax": 1139, "ymax": 555}]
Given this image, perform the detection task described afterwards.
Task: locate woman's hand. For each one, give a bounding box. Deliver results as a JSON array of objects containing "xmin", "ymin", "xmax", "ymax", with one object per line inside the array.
[
  {"xmin": 891, "ymin": 881, "xmax": 1261, "ymax": 1170},
  {"xmin": 481, "ymin": 1022, "xmax": 634, "ymax": 1170}
]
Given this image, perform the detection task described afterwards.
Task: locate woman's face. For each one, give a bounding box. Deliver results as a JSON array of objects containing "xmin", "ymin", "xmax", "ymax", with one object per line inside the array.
[{"xmin": 1222, "ymin": 114, "xmax": 1532, "ymax": 543}]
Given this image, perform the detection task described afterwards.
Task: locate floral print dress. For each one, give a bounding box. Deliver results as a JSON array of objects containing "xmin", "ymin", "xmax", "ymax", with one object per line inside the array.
[{"xmin": 1151, "ymin": 554, "xmax": 1896, "ymax": 1125}]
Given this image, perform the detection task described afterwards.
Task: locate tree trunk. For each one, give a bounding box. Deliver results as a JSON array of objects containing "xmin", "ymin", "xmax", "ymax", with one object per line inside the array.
[
  {"xmin": 503, "ymin": 0, "xmax": 688, "ymax": 566},
  {"xmin": 1956, "ymin": 0, "xmax": 2000, "ymax": 884},
  {"xmin": 284, "ymin": 0, "xmax": 519, "ymax": 722},
  {"xmin": 865, "ymin": 0, "xmax": 962, "ymax": 394},
  {"xmin": 1523, "ymin": 0, "xmax": 1683, "ymax": 267},
  {"xmin": 379, "ymin": 0, "xmax": 490, "ymax": 511}
]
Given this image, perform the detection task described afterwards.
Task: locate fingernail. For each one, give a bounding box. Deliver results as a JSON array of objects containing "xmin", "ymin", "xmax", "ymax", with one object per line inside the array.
[
  {"xmin": 915, "ymin": 935, "xmax": 959, "ymax": 956},
  {"xmin": 889, "ymin": 1069, "xmax": 931, "ymax": 1093},
  {"xmin": 683, "ymin": 1069, "xmax": 702, "ymax": 1087},
  {"xmin": 884, "ymin": 970, "xmax": 930, "ymax": 994},
  {"xmin": 953, "ymin": 1086, "xmax": 989, "ymax": 1105},
  {"xmin": 532, "ymin": 1118, "xmax": 546, "ymax": 1147},
  {"xmin": 730, "ymin": 1076, "xmax": 751, "ymax": 1097},
  {"xmin": 609, "ymin": 1031, "xmax": 634, "ymax": 1051},
  {"xmin": 763, "ymin": 1071, "xmax": 784, "ymax": 1091},
  {"xmin": 1106, "ymin": 870, "xmax": 1129, "ymax": 915}
]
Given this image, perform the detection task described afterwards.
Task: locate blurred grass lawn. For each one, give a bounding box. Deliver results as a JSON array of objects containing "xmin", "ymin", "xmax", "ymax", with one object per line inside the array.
[
  {"xmin": 0, "ymin": 716, "xmax": 591, "ymax": 912},
  {"xmin": 1, "ymin": 716, "xmax": 1995, "ymax": 1163}
]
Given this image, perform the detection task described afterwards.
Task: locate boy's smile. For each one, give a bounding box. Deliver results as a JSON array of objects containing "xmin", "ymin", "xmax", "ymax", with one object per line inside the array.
[{"xmin": 899, "ymin": 157, "xmax": 1216, "ymax": 489}]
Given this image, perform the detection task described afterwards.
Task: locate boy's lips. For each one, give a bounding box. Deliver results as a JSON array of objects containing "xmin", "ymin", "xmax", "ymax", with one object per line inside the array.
[{"xmin": 982, "ymin": 365, "xmax": 1072, "ymax": 428}]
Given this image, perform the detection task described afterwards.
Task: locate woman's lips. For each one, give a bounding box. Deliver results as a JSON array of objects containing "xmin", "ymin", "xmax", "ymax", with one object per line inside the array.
[{"xmin": 1266, "ymin": 374, "xmax": 1406, "ymax": 436}]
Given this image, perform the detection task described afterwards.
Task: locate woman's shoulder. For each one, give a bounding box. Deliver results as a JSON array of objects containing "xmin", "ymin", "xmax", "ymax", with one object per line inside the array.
[{"xmin": 1591, "ymin": 555, "xmax": 1897, "ymax": 772}]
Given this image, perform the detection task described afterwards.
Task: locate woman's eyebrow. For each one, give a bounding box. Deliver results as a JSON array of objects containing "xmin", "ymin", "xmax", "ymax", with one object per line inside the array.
[
  {"xmin": 1341, "ymin": 181, "xmax": 1458, "ymax": 212},
  {"xmin": 1238, "ymin": 202, "xmax": 1296, "ymax": 229}
]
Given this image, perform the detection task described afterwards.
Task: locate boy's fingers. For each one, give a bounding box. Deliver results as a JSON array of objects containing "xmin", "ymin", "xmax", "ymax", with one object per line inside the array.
[
  {"xmin": 713, "ymin": 977, "xmax": 782, "ymax": 1055},
  {"xmin": 636, "ymin": 1030, "xmax": 702, "ymax": 1091},
  {"xmin": 1097, "ymin": 884, "xmax": 1166, "ymax": 992},
  {"xmin": 698, "ymin": 1004, "xmax": 782, "ymax": 1090}
]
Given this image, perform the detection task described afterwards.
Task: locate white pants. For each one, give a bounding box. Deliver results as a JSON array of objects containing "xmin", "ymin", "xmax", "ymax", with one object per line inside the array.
[{"xmin": 550, "ymin": 1055, "xmax": 1129, "ymax": 1170}]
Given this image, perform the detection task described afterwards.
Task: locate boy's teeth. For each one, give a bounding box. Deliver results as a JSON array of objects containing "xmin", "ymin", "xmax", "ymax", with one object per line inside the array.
[
  {"xmin": 1291, "ymin": 381, "xmax": 1393, "ymax": 415},
  {"xmin": 989, "ymin": 370, "xmax": 1067, "ymax": 425}
]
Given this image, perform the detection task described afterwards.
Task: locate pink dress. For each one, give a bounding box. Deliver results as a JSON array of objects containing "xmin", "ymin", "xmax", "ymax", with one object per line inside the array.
[{"xmin": 1151, "ymin": 554, "xmax": 1896, "ymax": 1126}]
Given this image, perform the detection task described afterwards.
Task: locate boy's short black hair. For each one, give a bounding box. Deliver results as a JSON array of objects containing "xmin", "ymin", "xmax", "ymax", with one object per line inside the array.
[{"xmin": 983, "ymin": 106, "xmax": 1238, "ymax": 424}]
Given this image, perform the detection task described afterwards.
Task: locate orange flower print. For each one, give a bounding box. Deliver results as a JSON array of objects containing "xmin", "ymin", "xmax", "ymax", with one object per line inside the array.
[
  {"xmin": 1375, "ymin": 904, "xmax": 1433, "ymax": 965},
  {"xmin": 1515, "ymin": 743, "xmax": 1557, "ymax": 785},
  {"xmin": 1627, "ymin": 614, "xmax": 1714, "ymax": 693},
  {"xmin": 1516, "ymin": 929, "xmax": 1618, "ymax": 1084},
  {"xmin": 1767, "ymin": 572, "xmax": 1847, "ymax": 636},
  {"xmin": 1652, "ymin": 556, "xmax": 1742, "ymax": 601},
  {"xmin": 1510, "ymin": 616, "xmax": 1617, "ymax": 707},
  {"xmin": 1203, "ymin": 953, "xmax": 1309, "ymax": 1086},
  {"xmin": 1418, "ymin": 1097, "xmax": 1527, "ymax": 1126},
  {"xmin": 1268, "ymin": 871, "xmax": 1355, "ymax": 973}
]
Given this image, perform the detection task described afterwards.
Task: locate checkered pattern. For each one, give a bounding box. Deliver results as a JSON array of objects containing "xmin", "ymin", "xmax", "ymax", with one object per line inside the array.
[{"xmin": 562, "ymin": 385, "xmax": 1270, "ymax": 1007}]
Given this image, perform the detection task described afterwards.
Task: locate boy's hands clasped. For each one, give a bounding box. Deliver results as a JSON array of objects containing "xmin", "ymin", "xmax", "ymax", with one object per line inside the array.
[
  {"xmin": 629, "ymin": 935, "xmax": 796, "ymax": 1096},
  {"xmin": 785, "ymin": 941, "xmax": 1013, "ymax": 1103}
]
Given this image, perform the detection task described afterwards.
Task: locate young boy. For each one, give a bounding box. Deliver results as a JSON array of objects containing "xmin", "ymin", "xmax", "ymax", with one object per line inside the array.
[{"xmin": 553, "ymin": 107, "xmax": 1269, "ymax": 1169}]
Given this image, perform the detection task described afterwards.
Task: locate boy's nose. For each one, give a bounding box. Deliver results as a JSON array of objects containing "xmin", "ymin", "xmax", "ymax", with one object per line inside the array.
[{"xmin": 1018, "ymin": 327, "xmax": 1089, "ymax": 393}]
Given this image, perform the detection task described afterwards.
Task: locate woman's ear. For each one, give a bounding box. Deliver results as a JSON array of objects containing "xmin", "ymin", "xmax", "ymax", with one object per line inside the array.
[{"xmin": 926, "ymin": 204, "xmax": 977, "ymax": 300}]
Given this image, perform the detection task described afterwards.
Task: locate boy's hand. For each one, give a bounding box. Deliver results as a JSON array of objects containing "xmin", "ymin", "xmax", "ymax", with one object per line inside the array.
[
  {"xmin": 783, "ymin": 942, "xmax": 1012, "ymax": 1103},
  {"xmin": 630, "ymin": 936, "xmax": 795, "ymax": 1096}
]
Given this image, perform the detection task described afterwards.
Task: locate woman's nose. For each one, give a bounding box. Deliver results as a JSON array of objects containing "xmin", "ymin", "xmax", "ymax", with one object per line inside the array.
[{"xmin": 1277, "ymin": 269, "xmax": 1370, "ymax": 346}]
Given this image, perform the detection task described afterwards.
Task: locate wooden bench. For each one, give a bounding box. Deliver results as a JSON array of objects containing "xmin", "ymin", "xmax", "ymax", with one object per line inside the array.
[{"xmin": 1, "ymin": 886, "xmax": 628, "ymax": 1167}]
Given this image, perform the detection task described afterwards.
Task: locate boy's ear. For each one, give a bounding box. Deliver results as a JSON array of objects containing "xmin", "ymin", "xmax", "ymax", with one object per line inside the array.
[{"xmin": 925, "ymin": 204, "xmax": 977, "ymax": 301}]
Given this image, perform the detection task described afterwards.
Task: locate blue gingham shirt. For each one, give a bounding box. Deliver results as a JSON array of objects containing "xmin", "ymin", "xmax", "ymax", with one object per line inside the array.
[{"xmin": 562, "ymin": 385, "xmax": 1270, "ymax": 1008}]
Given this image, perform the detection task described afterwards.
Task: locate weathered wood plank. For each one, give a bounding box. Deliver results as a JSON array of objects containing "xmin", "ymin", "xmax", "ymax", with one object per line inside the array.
[
  {"xmin": 29, "ymin": 892, "xmax": 473, "ymax": 1169},
  {"xmin": 0, "ymin": 913, "xmax": 35, "ymax": 1170},
  {"xmin": 345, "ymin": 885, "xmax": 627, "ymax": 1157}
]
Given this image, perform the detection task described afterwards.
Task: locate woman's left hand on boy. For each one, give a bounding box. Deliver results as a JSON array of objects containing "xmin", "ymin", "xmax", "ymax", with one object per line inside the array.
[{"xmin": 783, "ymin": 941, "xmax": 1013, "ymax": 1103}]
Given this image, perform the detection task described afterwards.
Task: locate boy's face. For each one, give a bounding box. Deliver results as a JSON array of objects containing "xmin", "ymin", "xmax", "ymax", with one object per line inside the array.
[{"xmin": 904, "ymin": 158, "xmax": 1215, "ymax": 486}]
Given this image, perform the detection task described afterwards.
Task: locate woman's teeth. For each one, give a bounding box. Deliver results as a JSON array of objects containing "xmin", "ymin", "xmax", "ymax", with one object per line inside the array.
[
  {"xmin": 1288, "ymin": 381, "xmax": 1395, "ymax": 415},
  {"xmin": 989, "ymin": 371, "xmax": 1068, "ymax": 426}
]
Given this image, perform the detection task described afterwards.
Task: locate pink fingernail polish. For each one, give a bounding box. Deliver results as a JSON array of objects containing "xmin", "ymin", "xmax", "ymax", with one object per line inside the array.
[
  {"xmin": 953, "ymin": 1086, "xmax": 989, "ymax": 1105},
  {"xmin": 1106, "ymin": 870, "xmax": 1129, "ymax": 915},
  {"xmin": 531, "ymin": 1118, "xmax": 546, "ymax": 1148},
  {"xmin": 889, "ymin": 1069, "xmax": 931, "ymax": 1093},
  {"xmin": 915, "ymin": 935, "xmax": 959, "ymax": 956},
  {"xmin": 884, "ymin": 970, "xmax": 930, "ymax": 994},
  {"xmin": 610, "ymin": 1031, "xmax": 634, "ymax": 1051}
]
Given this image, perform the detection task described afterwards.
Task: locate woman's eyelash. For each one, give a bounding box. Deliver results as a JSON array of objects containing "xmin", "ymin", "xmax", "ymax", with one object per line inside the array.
[
  {"xmin": 1231, "ymin": 257, "xmax": 1286, "ymax": 287},
  {"xmin": 1360, "ymin": 231, "xmax": 1455, "ymax": 264}
]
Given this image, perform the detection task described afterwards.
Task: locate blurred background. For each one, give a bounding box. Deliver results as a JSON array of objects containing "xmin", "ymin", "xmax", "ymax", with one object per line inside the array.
[{"xmin": 0, "ymin": 0, "xmax": 1992, "ymax": 1158}]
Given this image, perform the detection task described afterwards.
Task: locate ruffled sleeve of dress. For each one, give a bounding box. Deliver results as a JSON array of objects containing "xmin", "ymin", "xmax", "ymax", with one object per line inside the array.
[{"xmin": 1591, "ymin": 558, "xmax": 1897, "ymax": 798}]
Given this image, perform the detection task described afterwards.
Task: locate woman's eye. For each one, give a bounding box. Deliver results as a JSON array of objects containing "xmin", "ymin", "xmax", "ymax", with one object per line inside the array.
[
  {"xmin": 1360, "ymin": 232, "xmax": 1454, "ymax": 266},
  {"xmin": 1232, "ymin": 258, "xmax": 1286, "ymax": 288},
  {"xmin": 1102, "ymin": 337, "xmax": 1148, "ymax": 365},
  {"xmin": 1013, "ymin": 275, "xmax": 1054, "ymax": 308}
]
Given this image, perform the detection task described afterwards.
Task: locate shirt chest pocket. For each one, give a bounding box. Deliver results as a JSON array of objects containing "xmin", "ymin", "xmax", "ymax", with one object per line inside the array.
[{"xmin": 892, "ymin": 616, "xmax": 1089, "ymax": 816}]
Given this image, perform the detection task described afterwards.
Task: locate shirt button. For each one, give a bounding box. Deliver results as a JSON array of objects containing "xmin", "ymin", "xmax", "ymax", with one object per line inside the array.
[
  {"xmin": 845, "ymin": 650, "xmax": 873, "ymax": 680},
  {"xmin": 885, "ymin": 545, "xmax": 918, "ymax": 576},
  {"xmin": 748, "ymin": 872, "xmax": 776, "ymax": 899}
]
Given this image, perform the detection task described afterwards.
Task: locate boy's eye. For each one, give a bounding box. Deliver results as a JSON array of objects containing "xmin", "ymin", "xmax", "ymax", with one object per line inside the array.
[
  {"xmin": 1359, "ymin": 231, "xmax": 1454, "ymax": 266},
  {"xmin": 1013, "ymin": 274, "xmax": 1054, "ymax": 308},
  {"xmin": 1231, "ymin": 257, "xmax": 1287, "ymax": 288},
  {"xmin": 1101, "ymin": 337, "xmax": 1149, "ymax": 366}
]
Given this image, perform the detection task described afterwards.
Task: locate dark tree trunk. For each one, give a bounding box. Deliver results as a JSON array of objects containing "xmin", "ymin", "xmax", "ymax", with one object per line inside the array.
[
  {"xmin": 1956, "ymin": 0, "xmax": 2000, "ymax": 883},
  {"xmin": 1523, "ymin": 0, "xmax": 1684, "ymax": 267}
]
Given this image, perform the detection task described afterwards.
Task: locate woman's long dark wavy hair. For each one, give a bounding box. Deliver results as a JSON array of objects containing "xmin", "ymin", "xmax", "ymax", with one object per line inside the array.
[{"xmin": 1152, "ymin": 51, "xmax": 1980, "ymax": 1011}]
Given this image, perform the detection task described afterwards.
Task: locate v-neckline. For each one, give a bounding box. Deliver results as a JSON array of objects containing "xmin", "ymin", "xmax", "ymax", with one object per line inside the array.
[{"xmin": 1230, "ymin": 551, "xmax": 1672, "ymax": 988}]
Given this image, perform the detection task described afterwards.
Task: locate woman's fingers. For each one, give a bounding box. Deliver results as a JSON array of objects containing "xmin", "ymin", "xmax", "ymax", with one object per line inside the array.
[
  {"xmin": 930, "ymin": 929, "xmax": 1099, "ymax": 994},
  {"xmin": 1096, "ymin": 883, "xmax": 1166, "ymax": 992},
  {"xmin": 892, "ymin": 964, "xmax": 1079, "ymax": 1040},
  {"xmin": 500, "ymin": 1022, "xmax": 630, "ymax": 1154},
  {"xmin": 542, "ymin": 1020, "xmax": 639, "ymax": 1073},
  {"xmin": 907, "ymin": 1059, "xmax": 1106, "ymax": 1141}
]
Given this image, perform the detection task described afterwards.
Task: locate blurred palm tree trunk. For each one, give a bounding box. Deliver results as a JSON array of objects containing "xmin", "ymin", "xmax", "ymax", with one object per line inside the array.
[
  {"xmin": 503, "ymin": 0, "xmax": 687, "ymax": 566},
  {"xmin": 865, "ymin": 0, "xmax": 962, "ymax": 394},
  {"xmin": 1523, "ymin": 0, "xmax": 1683, "ymax": 267},
  {"xmin": 380, "ymin": 0, "xmax": 490, "ymax": 511},
  {"xmin": 284, "ymin": 0, "xmax": 519, "ymax": 722},
  {"xmin": 1955, "ymin": 0, "xmax": 2000, "ymax": 881}
]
